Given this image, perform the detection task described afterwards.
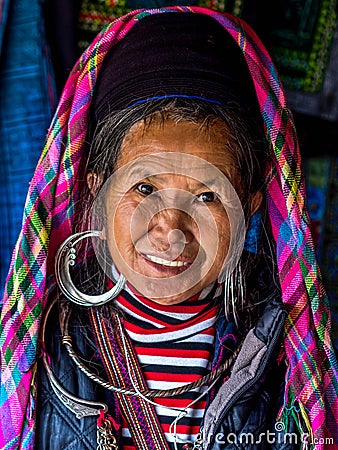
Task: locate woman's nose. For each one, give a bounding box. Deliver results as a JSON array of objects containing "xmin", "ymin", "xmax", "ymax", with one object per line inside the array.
[{"xmin": 147, "ymin": 209, "xmax": 195, "ymax": 251}]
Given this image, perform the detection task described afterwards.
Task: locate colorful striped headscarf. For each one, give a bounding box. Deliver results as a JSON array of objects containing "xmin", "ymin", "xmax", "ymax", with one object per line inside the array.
[{"xmin": 1, "ymin": 6, "xmax": 337, "ymax": 449}]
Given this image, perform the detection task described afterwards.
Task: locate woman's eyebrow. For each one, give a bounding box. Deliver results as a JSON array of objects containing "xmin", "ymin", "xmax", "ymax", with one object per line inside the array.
[{"xmin": 134, "ymin": 173, "xmax": 227, "ymax": 190}]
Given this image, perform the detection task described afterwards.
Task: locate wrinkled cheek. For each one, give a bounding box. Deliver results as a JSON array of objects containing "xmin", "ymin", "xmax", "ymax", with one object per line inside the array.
[
  {"xmin": 205, "ymin": 223, "xmax": 231, "ymax": 279},
  {"xmin": 105, "ymin": 204, "xmax": 135, "ymax": 261},
  {"xmin": 220, "ymin": 217, "xmax": 232, "ymax": 248}
]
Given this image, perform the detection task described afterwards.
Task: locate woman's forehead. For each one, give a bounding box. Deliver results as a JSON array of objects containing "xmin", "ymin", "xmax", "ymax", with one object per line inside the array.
[{"xmin": 116, "ymin": 118, "xmax": 238, "ymax": 170}]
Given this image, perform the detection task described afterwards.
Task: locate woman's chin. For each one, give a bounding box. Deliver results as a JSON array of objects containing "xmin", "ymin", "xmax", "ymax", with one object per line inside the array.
[
  {"xmin": 127, "ymin": 275, "xmax": 208, "ymax": 305},
  {"xmin": 145, "ymin": 291, "xmax": 195, "ymax": 305}
]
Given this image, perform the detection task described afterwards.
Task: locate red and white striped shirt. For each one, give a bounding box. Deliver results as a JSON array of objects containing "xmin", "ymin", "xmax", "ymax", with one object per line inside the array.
[{"xmin": 115, "ymin": 283, "xmax": 221, "ymax": 449}]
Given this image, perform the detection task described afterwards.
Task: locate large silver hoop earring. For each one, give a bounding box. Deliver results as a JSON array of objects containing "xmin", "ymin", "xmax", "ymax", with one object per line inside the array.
[
  {"xmin": 55, "ymin": 231, "xmax": 126, "ymax": 307},
  {"xmin": 223, "ymin": 265, "xmax": 244, "ymax": 326}
]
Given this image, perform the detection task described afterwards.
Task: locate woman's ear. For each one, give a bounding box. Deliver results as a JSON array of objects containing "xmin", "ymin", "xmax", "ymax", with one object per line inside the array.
[
  {"xmin": 86, "ymin": 172, "xmax": 103, "ymax": 196},
  {"xmin": 249, "ymin": 190, "xmax": 263, "ymax": 217}
]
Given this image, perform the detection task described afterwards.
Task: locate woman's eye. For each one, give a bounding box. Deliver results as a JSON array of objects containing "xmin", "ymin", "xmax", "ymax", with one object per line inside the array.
[
  {"xmin": 197, "ymin": 191, "xmax": 218, "ymax": 203},
  {"xmin": 135, "ymin": 183, "xmax": 155, "ymax": 196}
]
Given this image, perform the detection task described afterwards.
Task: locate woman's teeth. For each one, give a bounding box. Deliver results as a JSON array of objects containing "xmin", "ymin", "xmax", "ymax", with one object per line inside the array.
[{"xmin": 145, "ymin": 254, "xmax": 189, "ymax": 267}]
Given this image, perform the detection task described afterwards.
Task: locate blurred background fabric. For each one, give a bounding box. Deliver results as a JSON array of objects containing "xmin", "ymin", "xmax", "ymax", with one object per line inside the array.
[{"xmin": 0, "ymin": 0, "xmax": 57, "ymax": 300}]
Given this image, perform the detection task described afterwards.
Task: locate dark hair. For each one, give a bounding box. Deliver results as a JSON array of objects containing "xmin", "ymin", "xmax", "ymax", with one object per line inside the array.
[{"xmin": 74, "ymin": 97, "xmax": 279, "ymax": 335}]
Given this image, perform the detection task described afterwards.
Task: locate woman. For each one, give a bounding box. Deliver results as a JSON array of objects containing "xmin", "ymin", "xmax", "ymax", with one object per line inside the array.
[{"xmin": 1, "ymin": 6, "xmax": 337, "ymax": 450}]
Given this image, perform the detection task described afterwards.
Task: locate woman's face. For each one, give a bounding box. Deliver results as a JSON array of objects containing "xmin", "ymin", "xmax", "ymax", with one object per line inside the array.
[{"xmin": 93, "ymin": 118, "xmax": 262, "ymax": 305}]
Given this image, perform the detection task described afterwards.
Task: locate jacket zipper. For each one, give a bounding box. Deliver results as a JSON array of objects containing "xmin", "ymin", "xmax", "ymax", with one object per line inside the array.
[{"xmin": 204, "ymin": 310, "xmax": 286, "ymax": 450}]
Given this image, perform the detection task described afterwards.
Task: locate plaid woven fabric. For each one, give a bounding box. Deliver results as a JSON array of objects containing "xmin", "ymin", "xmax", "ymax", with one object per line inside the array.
[{"xmin": 1, "ymin": 6, "xmax": 337, "ymax": 449}]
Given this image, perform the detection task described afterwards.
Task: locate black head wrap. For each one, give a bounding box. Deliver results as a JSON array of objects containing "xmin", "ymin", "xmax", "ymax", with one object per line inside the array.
[{"xmin": 92, "ymin": 12, "xmax": 260, "ymax": 123}]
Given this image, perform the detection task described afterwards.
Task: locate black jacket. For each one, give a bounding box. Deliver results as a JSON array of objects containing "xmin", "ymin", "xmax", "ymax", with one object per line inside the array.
[{"xmin": 36, "ymin": 296, "xmax": 300, "ymax": 449}]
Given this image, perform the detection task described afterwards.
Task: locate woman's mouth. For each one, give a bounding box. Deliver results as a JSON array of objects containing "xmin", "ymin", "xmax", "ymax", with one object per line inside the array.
[
  {"xmin": 141, "ymin": 253, "xmax": 192, "ymax": 274},
  {"xmin": 144, "ymin": 254, "xmax": 190, "ymax": 267}
]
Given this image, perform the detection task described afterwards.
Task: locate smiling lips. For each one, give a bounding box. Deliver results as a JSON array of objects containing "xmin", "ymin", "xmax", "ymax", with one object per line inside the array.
[{"xmin": 143, "ymin": 253, "xmax": 190, "ymax": 267}]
